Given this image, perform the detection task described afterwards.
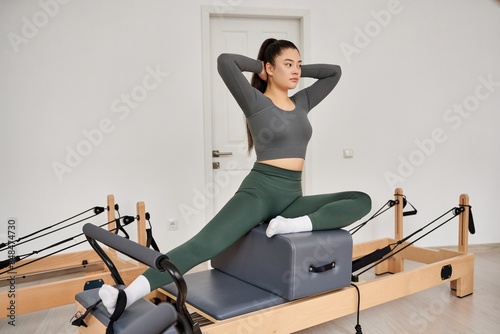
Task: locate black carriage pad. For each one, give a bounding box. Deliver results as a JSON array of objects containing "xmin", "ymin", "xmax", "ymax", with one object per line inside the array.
[{"xmin": 162, "ymin": 269, "xmax": 286, "ymax": 320}]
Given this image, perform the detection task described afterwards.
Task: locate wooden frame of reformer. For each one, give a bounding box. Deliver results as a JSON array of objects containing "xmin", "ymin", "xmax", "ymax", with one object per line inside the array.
[
  {"xmin": 0, "ymin": 195, "xmax": 149, "ymax": 317},
  {"xmin": 158, "ymin": 188, "xmax": 474, "ymax": 334}
]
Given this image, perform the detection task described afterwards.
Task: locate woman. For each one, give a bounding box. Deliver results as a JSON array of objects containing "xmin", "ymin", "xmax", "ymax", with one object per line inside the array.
[{"xmin": 99, "ymin": 38, "xmax": 371, "ymax": 315}]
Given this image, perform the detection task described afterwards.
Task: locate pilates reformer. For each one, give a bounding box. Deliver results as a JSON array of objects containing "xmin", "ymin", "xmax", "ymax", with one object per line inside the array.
[
  {"xmin": 0, "ymin": 195, "xmax": 153, "ymax": 316},
  {"xmin": 74, "ymin": 188, "xmax": 475, "ymax": 334}
]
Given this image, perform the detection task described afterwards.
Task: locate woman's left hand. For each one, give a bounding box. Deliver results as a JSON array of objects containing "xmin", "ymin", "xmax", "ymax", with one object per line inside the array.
[{"xmin": 258, "ymin": 61, "xmax": 268, "ymax": 82}]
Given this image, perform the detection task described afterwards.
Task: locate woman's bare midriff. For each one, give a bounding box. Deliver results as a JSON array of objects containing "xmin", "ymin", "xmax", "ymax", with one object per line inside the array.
[{"xmin": 258, "ymin": 158, "xmax": 305, "ymax": 171}]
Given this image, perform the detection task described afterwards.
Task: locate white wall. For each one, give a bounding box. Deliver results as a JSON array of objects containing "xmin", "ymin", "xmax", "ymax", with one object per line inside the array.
[
  {"xmin": 1, "ymin": 0, "xmax": 499, "ymax": 259},
  {"xmin": 305, "ymin": 0, "xmax": 500, "ymax": 246}
]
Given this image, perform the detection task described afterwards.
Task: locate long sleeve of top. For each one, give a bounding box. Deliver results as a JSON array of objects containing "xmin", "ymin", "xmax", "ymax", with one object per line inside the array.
[{"xmin": 217, "ymin": 53, "xmax": 342, "ymax": 160}]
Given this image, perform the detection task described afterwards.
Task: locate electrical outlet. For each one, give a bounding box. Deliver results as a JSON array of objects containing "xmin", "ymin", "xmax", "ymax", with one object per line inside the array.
[
  {"xmin": 343, "ymin": 149, "xmax": 354, "ymax": 159},
  {"xmin": 168, "ymin": 218, "xmax": 179, "ymax": 231}
]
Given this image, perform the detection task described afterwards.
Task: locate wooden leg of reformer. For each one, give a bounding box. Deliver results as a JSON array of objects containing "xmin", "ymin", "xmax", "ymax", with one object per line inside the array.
[
  {"xmin": 375, "ymin": 188, "xmax": 405, "ymax": 275},
  {"xmin": 450, "ymin": 194, "xmax": 474, "ymax": 297},
  {"xmin": 105, "ymin": 195, "xmax": 120, "ymax": 260},
  {"xmin": 107, "ymin": 194, "xmax": 116, "ymax": 231},
  {"xmin": 106, "ymin": 196, "xmax": 147, "ymax": 247},
  {"xmin": 136, "ymin": 202, "xmax": 147, "ymax": 247}
]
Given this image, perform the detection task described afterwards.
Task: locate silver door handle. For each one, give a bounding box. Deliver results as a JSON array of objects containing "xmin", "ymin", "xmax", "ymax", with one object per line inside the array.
[{"xmin": 212, "ymin": 150, "xmax": 233, "ymax": 157}]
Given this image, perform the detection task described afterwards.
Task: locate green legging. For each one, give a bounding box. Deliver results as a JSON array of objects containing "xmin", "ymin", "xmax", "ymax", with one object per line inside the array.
[{"xmin": 143, "ymin": 162, "xmax": 371, "ymax": 290}]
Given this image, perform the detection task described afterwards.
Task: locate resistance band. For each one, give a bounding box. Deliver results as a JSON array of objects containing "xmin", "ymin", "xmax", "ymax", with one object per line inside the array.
[
  {"xmin": 349, "ymin": 194, "xmax": 417, "ymax": 235},
  {"xmin": 0, "ymin": 215, "xmax": 135, "ymax": 275},
  {"xmin": 352, "ymin": 203, "xmax": 475, "ymax": 279},
  {"xmin": 0, "ymin": 206, "xmax": 105, "ymax": 252}
]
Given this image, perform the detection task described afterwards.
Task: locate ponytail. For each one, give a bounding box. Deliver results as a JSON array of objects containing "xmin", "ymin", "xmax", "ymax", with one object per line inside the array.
[{"xmin": 246, "ymin": 38, "xmax": 299, "ymax": 153}]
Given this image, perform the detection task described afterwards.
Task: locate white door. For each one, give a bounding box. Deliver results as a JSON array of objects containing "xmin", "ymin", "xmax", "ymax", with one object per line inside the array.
[{"xmin": 208, "ymin": 15, "xmax": 302, "ymax": 215}]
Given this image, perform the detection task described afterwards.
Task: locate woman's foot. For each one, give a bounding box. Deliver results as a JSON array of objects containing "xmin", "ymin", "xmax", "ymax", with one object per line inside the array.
[
  {"xmin": 266, "ymin": 215, "xmax": 312, "ymax": 237},
  {"xmin": 98, "ymin": 275, "xmax": 151, "ymax": 314},
  {"xmin": 99, "ymin": 284, "xmax": 122, "ymax": 314}
]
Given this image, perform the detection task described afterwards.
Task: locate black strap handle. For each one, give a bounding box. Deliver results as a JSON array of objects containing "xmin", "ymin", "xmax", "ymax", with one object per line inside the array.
[
  {"xmin": 403, "ymin": 199, "xmax": 418, "ymax": 217},
  {"xmin": 352, "ymin": 245, "xmax": 392, "ymax": 273},
  {"xmin": 0, "ymin": 256, "xmax": 20, "ymax": 270},
  {"xmin": 468, "ymin": 206, "xmax": 476, "ymax": 234},
  {"xmin": 309, "ymin": 261, "xmax": 335, "ymax": 273},
  {"xmin": 106, "ymin": 290, "xmax": 127, "ymax": 334}
]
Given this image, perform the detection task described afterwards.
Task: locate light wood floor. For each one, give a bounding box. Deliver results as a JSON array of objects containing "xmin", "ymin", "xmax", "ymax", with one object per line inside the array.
[{"xmin": 1, "ymin": 244, "xmax": 499, "ymax": 334}]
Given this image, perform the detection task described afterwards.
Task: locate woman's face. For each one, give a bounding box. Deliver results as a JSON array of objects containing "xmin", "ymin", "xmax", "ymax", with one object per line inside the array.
[{"xmin": 267, "ymin": 48, "xmax": 302, "ymax": 90}]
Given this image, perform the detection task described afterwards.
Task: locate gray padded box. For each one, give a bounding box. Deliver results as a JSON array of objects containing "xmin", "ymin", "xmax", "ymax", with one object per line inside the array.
[{"xmin": 211, "ymin": 224, "xmax": 353, "ymax": 301}]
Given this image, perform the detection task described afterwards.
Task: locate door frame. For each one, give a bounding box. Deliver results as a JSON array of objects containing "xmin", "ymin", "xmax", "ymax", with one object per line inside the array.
[{"xmin": 201, "ymin": 6, "xmax": 311, "ymax": 219}]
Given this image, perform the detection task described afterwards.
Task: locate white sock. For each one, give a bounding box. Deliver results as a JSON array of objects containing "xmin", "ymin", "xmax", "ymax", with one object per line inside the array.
[
  {"xmin": 266, "ymin": 215, "xmax": 312, "ymax": 238},
  {"xmin": 124, "ymin": 275, "xmax": 151, "ymax": 308},
  {"xmin": 99, "ymin": 275, "xmax": 151, "ymax": 314},
  {"xmin": 99, "ymin": 284, "xmax": 119, "ymax": 314}
]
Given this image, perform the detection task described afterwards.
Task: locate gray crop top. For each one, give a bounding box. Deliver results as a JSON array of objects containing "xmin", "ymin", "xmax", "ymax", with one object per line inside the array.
[{"xmin": 217, "ymin": 53, "xmax": 341, "ymax": 161}]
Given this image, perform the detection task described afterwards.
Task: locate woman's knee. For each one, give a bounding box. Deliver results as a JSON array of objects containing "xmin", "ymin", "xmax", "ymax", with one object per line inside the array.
[{"xmin": 353, "ymin": 191, "xmax": 372, "ymax": 214}]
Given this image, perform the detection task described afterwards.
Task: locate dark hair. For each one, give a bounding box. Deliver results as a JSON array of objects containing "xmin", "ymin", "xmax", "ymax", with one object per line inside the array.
[{"xmin": 246, "ymin": 38, "xmax": 300, "ymax": 153}]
